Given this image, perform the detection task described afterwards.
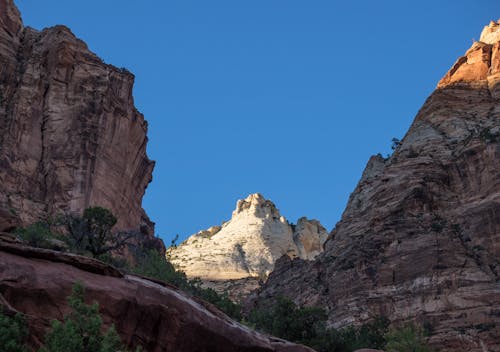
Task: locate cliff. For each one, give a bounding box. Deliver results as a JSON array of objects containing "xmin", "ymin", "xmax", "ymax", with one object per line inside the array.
[
  {"xmin": 167, "ymin": 193, "xmax": 328, "ymax": 301},
  {"xmin": 0, "ymin": 234, "xmax": 314, "ymax": 352},
  {"xmin": 248, "ymin": 21, "xmax": 500, "ymax": 352},
  {"xmin": 0, "ymin": 0, "xmax": 155, "ymax": 236}
]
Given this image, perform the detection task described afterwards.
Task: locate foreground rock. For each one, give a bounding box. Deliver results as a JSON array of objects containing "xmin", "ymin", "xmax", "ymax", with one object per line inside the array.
[
  {"xmin": 167, "ymin": 193, "xmax": 328, "ymax": 301},
  {"xmin": 0, "ymin": 0, "xmax": 155, "ymax": 238},
  {"xmin": 0, "ymin": 238, "xmax": 314, "ymax": 352},
  {"xmin": 248, "ymin": 21, "xmax": 500, "ymax": 352}
]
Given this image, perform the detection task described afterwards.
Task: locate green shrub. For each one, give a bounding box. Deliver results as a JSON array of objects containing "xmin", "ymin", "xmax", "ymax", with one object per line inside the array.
[
  {"xmin": 184, "ymin": 280, "xmax": 242, "ymax": 321},
  {"xmin": 62, "ymin": 207, "xmax": 134, "ymax": 257},
  {"xmin": 40, "ymin": 282, "xmax": 129, "ymax": 352},
  {"xmin": 132, "ymin": 249, "xmax": 187, "ymax": 286},
  {"xmin": 248, "ymin": 298, "xmax": 391, "ymax": 352},
  {"xmin": 339, "ymin": 316, "xmax": 390, "ymax": 351},
  {"xmin": 0, "ymin": 309, "xmax": 27, "ymax": 352},
  {"xmin": 82, "ymin": 207, "xmax": 117, "ymax": 256},
  {"xmin": 15, "ymin": 221, "xmax": 54, "ymax": 248},
  {"xmin": 131, "ymin": 248, "xmax": 242, "ymax": 320},
  {"xmin": 385, "ymin": 323, "xmax": 431, "ymax": 352},
  {"xmin": 248, "ymin": 297, "xmax": 327, "ymax": 345}
]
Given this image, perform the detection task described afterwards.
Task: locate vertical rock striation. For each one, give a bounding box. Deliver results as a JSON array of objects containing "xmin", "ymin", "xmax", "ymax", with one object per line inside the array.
[
  {"xmin": 167, "ymin": 193, "xmax": 328, "ymax": 301},
  {"xmin": 249, "ymin": 21, "xmax": 500, "ymax": 352},
  {"xmin": 0, "ymin": 0, "xmax": 155, "ymax": 236}
]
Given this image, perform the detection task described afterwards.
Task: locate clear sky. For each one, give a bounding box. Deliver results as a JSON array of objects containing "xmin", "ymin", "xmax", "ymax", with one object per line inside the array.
[{"xmin": 15, "ymin": 0, "xmax": 498, "ymax": 244}]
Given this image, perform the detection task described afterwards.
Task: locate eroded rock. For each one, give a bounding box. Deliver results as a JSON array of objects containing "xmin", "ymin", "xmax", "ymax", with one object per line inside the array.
[
  {"xmin": 249, "ymin": 22, "xmax": 500, "ymax": 352},
  {"xmin": 167, "ymin": 193, "xmax": 328, "ymax": 301},
  {"xmin": 0, "ymin": 0, "xmax": 155, "ymax": 239},
  {"xmin": 0, "ymin": 239, "xmax": 315, "ymax": 352}
]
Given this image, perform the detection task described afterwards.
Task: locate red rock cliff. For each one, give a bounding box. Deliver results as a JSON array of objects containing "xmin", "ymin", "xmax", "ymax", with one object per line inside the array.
[
  {"xmin": 0, "ymin": 0, "xmax": 155, "ymax": 235},
  {"xmin": 0, "ymin": 236, "xmax": 314, "ymax": 352},
  {"xmin": 249, "ymin": 21, "xmax": 500, "ymax": 352}
]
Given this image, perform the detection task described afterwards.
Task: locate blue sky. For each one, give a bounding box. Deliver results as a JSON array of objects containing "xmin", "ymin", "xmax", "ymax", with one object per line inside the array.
[{"xmin": 15, "ymin": 1, "xmax": 498, "ymax": 244}]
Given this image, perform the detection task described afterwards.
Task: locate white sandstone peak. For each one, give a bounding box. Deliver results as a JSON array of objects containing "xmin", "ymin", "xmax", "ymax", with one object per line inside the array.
[
  {"xmin": 232, "ymin": 193, "xmax": 283, "ymax": 220},
  {"xmin": 167, "ymin": 193, "xmax": 328, "ymax": 289}
]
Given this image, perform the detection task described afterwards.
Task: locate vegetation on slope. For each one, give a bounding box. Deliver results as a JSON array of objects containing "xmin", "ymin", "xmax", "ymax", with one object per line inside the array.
[
  {"xmin": 40, "ymin": 283, "xmax": 129, "ymax": 352},
  {"xmin": 13, "ymin": 207, "xmax": 241, "ymax": 320},
  {"xmin": 9, "ymin": 207, "xmax": 432, "ymax": 352},
  {"xmin": 247, "ymin": 297, "xmax": 432, "ymax": 352},
  {"xmin": 0, "ymin": 309, "xmax": 28, "ymax": 352}
]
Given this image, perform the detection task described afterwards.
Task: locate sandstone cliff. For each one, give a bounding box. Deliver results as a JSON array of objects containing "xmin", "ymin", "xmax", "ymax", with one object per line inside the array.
[
  {"xmin": 249, "ymin": 21, "xmax": 500, "ymax": 352},
  {"xmin": 167, "ymin": 193, "xmax": 328, "ymax": 301},
  {"xmin": 0, "ymin": 0, "xmax": 155, "ymax": 236},
  {"xmin": 0, "ymin": 234, "xmax": 314, "ymax": 352}
]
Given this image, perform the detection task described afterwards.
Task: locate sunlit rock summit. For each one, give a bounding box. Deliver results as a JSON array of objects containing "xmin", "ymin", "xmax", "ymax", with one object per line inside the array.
[{"xmin": 167, "ymin": 193, "xmax": 328, "ymax": 301}]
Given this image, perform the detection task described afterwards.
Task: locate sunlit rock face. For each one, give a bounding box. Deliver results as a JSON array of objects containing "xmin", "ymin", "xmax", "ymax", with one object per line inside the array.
[
  {"xmin": 479, "ymin": 19, "xmax": 500, "ymax": 44},
  {"xmin": 0, "ymin": 0, "xmax": 155, "ymax": 237},
  {"xmin": 249, "ymin": 23, "xmax": 500, "ymax": 352},
  {"xmin": 167, "ymin": 193, "xmax": 328, "ymax": 301},
  {"xmin": 438, "ymin": 19, "xmax": 500, "ymax": 93}
]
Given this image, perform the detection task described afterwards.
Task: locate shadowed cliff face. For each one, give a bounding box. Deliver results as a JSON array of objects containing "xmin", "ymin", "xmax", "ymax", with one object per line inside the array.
[
  {"xmin": 0, "ymin": 235, "xmax": 315, "ymax": 352},
  {"xmin": 249, "ymin": 21, "xmax": 500, "ymax": 352},
  {"xmin": 0, "ymin": 0, "xmax": 155, "ymax": 235}
]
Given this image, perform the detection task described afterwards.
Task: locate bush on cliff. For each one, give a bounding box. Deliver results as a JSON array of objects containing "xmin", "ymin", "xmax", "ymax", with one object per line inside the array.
[
  {"xmin": 338, "ymin": 316, "xmax": 390, "ymax": 351},
  {"xmin": 184, "ymin": 279, "xmax": 242, "ymax": 320},
  {"xmin": 15, "ymin": 221, "xmax": 59, "ymax": 249},
  {"xmin": 248, "ymin": 298, "xmax": 396, "ymax": 352},
  {"xmin": 384, "ymin": 323, "xmax": 431, "ymax": 352},
  {"xmin": 40, "ymin": 282, "xmax": 129, "ymax": 352},
  {"xmin": 131, "ymin": 248, "xmax": 187, "ymax": 286},
  {"xmin": 248, "ymin": 296, "xmax": 327, "ymax": 343},
  {"xmin": 0, "ymin": 309, "xmax": 28, "ymax": 352},
  {"xmin": 131, "ymin": 247, "xmax": 242, "ymax": 320},
  {"xmin": 62, "ymin": 207, "xmax": 135, "ymax": 257}
]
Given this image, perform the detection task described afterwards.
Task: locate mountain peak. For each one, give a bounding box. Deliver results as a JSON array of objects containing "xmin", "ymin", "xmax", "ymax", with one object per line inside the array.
[
  {"xmin": 437, "ymin": 21, "xmax": 500, "ymax": 90},
  {"xmin": 480, "ymin": 19, "xmax": 500, "ymax": 44},
  {"xmin": 233, "ymin": 193, "xmax": 283, "ymax": 220},
  {"xmin": 167, "ymin": 194, "xmax": 328, "ymax": 301}
]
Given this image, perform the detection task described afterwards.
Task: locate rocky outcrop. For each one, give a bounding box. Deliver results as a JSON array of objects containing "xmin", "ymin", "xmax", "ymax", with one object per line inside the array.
[
  {"xmin": 0, "ymin": 0, "xmax": 155, "ymax": 237},
  {"xmin": 0, "ymin": 237, "xmax": 315, "ymax": 352},
  {"xmin": 248, "ymin": 22, "xmax": 500, "ymax": 352},
  {"xmin": 167, "ymin": 193, "xmax": 328, "ymax": 301}
]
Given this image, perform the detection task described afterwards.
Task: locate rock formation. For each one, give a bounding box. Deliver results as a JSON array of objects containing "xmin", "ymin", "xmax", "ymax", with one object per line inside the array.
[
  {"xmin": 0, "ymin": 234, "xmax": 314, "ymax": 352},
  {"xmin": 248, "ymin": 21, "xmax": 500, "ymax": 352},
  {"xmin": 0, "ymin": 0, "xmax": 155, "ymax": 237},
  {"xmin": 167, "ymin": 193, "xmax": 328, "ymax": 301}
]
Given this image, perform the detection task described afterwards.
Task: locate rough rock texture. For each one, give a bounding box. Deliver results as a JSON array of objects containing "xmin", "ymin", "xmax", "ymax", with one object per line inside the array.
[
  {"xmin": 248, "ymin": 23, "xmax": 500, "ymax": 352},
  {"xmin": 167, "ymin": 193, "xmax": 328, "ymax": 301},
  {"xmin": 0, "ymin": 237, "xmax": 315, "ymax": 352},
  {"xmin": 0, "ymin": 0, "xmax": 155, "ymax": 237}
]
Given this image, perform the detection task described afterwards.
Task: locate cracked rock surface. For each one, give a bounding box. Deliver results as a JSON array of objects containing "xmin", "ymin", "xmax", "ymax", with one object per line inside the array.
[
  {"xmin": 248, "ymin": 20, "xmax": 500, "ymax": 352},
  {"xmin": 0, "ymin": 0, "xmax": 155, "ymax": 237}
]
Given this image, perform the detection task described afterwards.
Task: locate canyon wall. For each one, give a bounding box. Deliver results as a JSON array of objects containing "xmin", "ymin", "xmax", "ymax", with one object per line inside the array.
[
  {"xmin": 248, "ymin": 20, "xmax": 500, "ymax": 352},
  {"xmin": 0, "ymin": 0, "xmax": 155, "ymax": 236}
]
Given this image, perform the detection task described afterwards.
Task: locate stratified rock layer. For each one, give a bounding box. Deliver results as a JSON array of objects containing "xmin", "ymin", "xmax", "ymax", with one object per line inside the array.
[
  {"xmin": 167, "ymin": 193, "xmax": 328, "ymax": 301},
  {"xmin": 0, "ymin": 0, "xmax": 155, "ymax": 235},
  {"xmin": 0, "ymin": 236, "xmax": 314, "ymax": 352},
  {"xmin": 249, "ymin": 22, "xmax": 500, "ymax": 352}
]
